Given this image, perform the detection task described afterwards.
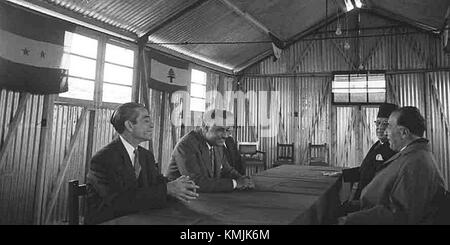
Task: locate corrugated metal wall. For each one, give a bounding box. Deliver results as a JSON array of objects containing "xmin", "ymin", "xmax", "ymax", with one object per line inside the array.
[
  {"xmin": 240, "ymin": 12, "xmax": 450, "ymax": 189},
  {"xmin": 0, "ymin": 90, "xmax": 44, "ymax": 224},
  {"xmin": 42, "ymin": 104, "xmax": 89, "ymax": 224},
  {"xmin": 236, "ymin": 76, "xmax": 330, "ymax": 168}
]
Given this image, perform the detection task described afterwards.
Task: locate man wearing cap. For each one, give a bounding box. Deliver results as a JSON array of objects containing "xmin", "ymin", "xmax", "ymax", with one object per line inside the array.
[
  {"xmin": 342, "ymin": 103, "xmax": 398, "ymax": 213},
  {"xmin": 341, "ymin": 106, "xmax": 446, "ymax": 224},
  {"xmin": 166, "ymin": 109, "xmax": 254, "ymax": 192}
]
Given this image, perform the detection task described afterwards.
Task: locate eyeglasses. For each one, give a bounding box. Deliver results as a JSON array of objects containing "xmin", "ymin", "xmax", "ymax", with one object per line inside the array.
[{"xmin": 374, "ymin": 120, "xmax": 389, "ymax": 127}]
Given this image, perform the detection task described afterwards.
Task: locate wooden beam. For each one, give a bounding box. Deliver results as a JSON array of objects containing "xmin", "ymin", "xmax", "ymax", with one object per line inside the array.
[
  {"xmin": 330, "ymin": 39, "xmax": 358, "ymax": 70},
  {"xmin": 218, "ymin": 0, "xmax": 284, "ymax": 48},
  {"xmin": 139, "ymin": 0, "xmax": 210, "ymax": 42},
  {"xmin": 33, "ymin": 94, "xmax": 55, "ymax": 224},
  {"xmin": 234, "ymin": 49, "xmax": 272, "ymax": 74},
  {"xmin": 138, "ymin": 43, "xmax": 150, "ymax": 109},
  {"xmin": 44, "ymin": 108, "xmax": 88, "ymax": 224},
  {"xmin": 0, "ymin": 92, "xmax": 30, "ymax": 170},
  {"xmin": 84, "ymin": 110, "xmax": 96, "ymax": 179},
  {"xmin": 367, "ymin": 7, "xmax": 438, "ymax": 33},
  {"xmin": 157, "ymin": 92, "xmax": 167, "ymax": 171}
]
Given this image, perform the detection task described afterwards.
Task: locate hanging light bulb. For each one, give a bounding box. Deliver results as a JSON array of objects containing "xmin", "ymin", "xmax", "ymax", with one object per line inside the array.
[
  {"xmin": 344, "ymin": 0, "xmax": 354, "ymax": 12},
  {"xmin": 336, "ymin": 22, "xmax": 342, "ymax": 35},
  {"xmin": 354, "ymin": 0, "xmax": 363, "ymax": 8},
  {"xmin": 344, "ymin": 41, "xmax": 350, "ymax": 49}
]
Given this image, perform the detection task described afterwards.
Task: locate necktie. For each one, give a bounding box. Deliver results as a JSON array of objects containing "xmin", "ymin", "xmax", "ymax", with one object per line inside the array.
[
  {"xmin": 133, "ymin": 148, "xmax": 141, "ymax": 178},
  {"xmin": 209, "ymin": 147, "xmax": 215, "ymax": 177}
]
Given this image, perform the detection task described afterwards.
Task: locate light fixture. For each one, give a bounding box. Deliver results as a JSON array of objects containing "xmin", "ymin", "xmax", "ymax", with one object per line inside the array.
[
  {"xmin": 344, "ymin": 0, "xmax": 354, "ymax": 12},
  {"xmin": 344, "ymin": 41, "xmax": 350, "ymax": 50},
  {"xmin": 336, "ymin": 22, "xmax": 342, "ymax": 35},
  {"xmin": 354, "ymin": 0, "xmax": 363, "ymax": 8}
]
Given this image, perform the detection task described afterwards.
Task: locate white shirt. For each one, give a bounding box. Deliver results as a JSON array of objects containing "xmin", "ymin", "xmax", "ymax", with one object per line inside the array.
[
  {"xmin": 206, "ymin": 141, "xmax": 237, "ymax": 189},
  {"xmin": 119, "ymin": 135, "xmax": 138, "ymax": 167}
]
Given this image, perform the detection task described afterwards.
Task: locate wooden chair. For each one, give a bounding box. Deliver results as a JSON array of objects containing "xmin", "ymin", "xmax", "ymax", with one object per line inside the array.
[
  {"xmin": 273, "ymin": 143, "xmax": 295, "ymax": 167},
  {"xmin": 238, "ymin": 142, "xmax": 266, "ymax": 175},
  {"xmin": 308, "ymin": 143, "xmax": 329, "ymax": 166},
  {"xmin": 68, "ymin": 180, "xmax": 87, "ymax": 225}
]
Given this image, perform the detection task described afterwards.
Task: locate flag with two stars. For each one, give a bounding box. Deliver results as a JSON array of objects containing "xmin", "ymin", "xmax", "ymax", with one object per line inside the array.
[
  {"xmin": 144, "ymin": 49, "xmax": 189, "ymax": 93},
  {"xmin": 0, "ymin": 2, "xmax": 74, "ymax": 94}
]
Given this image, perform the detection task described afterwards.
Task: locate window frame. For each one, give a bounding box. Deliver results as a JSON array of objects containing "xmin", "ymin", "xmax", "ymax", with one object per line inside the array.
[
  {"xmin": 331, "ymin": 70, "xmax": 387, "ymax": 105},
  {"xmin": 56, "ymin": 28, "xmax": 138, "ymax": 108},
  {"xmin": 189, "ymin": 67, "xmax": 207, "ymax": 112}
]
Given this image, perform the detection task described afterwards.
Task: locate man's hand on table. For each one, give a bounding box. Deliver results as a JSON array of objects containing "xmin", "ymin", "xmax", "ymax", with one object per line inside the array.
[
  {"xmin": 235, "ymin": 176, "xmax": 255, "ymax": 190},
  {"xmin": 167, "ymin": 175, "xmax": 199, "ymax": 202}
]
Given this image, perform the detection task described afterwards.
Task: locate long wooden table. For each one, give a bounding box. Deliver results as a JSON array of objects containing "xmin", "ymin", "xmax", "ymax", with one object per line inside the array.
[{"xmin": 101, "ymin": 165, "xmax": 343, "ymax": 225}]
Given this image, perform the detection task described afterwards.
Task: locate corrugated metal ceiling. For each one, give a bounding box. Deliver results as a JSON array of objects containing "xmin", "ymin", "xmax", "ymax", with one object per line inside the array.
[{"xmin": 8, "ymin": 0, "xmax": 450, "ymax": 72}]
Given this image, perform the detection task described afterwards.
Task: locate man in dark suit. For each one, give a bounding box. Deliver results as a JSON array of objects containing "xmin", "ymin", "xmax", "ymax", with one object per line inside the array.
[
  {"xmin": 85, "ymin": 102, "xmax": 199, "ymax": 224},
  {"xmin": 340, "ymin": 107, "xmax": 446, "ymax": 224},
  {"xmin": 166, "ymin": 109, "xmax": 254, "ymax": 192},
  {"xmin": 342, "ymin": 103, "xmax": 398, "ymax": 213},
  {"xmin": 223, "ymin": 128, "xmax": 246, "ymax": 175}
]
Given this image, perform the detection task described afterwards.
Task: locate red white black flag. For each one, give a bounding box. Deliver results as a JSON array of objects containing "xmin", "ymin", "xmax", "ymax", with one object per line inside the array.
[{"xmin": 0, "ymin": 2, "xmax": 74, "ymax": 94}]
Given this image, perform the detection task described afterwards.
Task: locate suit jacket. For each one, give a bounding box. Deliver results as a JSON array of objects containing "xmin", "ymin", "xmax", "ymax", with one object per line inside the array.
[
  {"xmin": 224, "ymin": 137, "xmax": 246, "ymax": 175},
  {"xmin": 85, "ymin": 137, "xmax": 168, "ymax": 224},
  {"xmin": 354, "ymin": 140, "xmax": 397, "ymax": 200},
  {"xmin": 166, "ymin": 129, "xmax": 242, "ymax": 192},
  {"xmin": 345, "ymin": 138, "xmax": 446, "ymax": 225}
]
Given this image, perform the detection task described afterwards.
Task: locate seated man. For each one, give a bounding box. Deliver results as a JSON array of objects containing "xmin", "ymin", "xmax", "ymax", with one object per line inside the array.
[
  {"xmin": 223, "ymin": 128, "xmax": 246, "ymax": 176},
  {"xmin": 342, "ymin": 103, "xmax": 398, "ymax": 213},
  {"xmin": 340, "ymin": 106, "xmax": 446, "ymax": 224},
  {"xmin": 85, "ymin": 102, "xmax": 199, "ymax": 224},
  {"xmin": 166, "ymin": 109, "xmax": 254, "ymax": 192}
]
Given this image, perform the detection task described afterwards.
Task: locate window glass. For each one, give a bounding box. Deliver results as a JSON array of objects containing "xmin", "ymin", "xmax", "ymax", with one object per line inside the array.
[
  {"xmin": 59, "ymin": 77, "xmax": 95, "ymax": 100},
  {"xmin": 102, "ymin": 83, "xmax": 132, "ymax": 103},
  {"xmin": 66, "ymin": 32, "xmax": 98, "ymax": 58},
  {"xmin": 103, "ymin": 63, "xmax": 133, "ymax": 85},
  {"xmin": 190, "ymin": 97, "xmax": 205, "ymax": 112},
  {"xmin": 105, "ymin": 43, "xmax": 134, "ymax": 67},
  {"xmin": 68, "ymin": 55, "xmax": 96, "ymax": 79},
  {"xmin": 332, "ymin": 73, "xmax": 386, "ymax": 103}
]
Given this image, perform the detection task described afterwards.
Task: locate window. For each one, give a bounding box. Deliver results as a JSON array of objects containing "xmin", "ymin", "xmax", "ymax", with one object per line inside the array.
[
  {"xmin": 59, "ymin": 32, "xmax": 98, "ymax": 100},
  {"xmin": 102, "ymin": 43, "xmax": 134, "ymax": 103},
  {"xmin": 190, "ymin": 69, "xmax": 206, "ymax": 112},
  {"xmin": 332, "ymin": 73, "xmax": 386, "ymax": 104},
  {"xmin": 59, "ymin": 32, "xmax": 135, "ymax": 104}
]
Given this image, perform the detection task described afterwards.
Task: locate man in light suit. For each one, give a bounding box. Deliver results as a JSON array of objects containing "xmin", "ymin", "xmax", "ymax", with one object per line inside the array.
[
  {"xmin": 85, "ymin": 102, "xmax": 199, "ymax": 224},
  {"xmin": 166, "ymin": 109, "xmax": 254, "ymax": 192},
  {"xmin": 340, "ymin": 106, "xmax": 446, "ymax": 224}
]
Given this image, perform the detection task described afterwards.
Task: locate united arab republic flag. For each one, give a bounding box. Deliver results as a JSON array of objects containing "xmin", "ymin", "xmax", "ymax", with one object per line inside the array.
[{"xmin": 0, "ymin": 2, "xmax": 74, "ymax": 94}]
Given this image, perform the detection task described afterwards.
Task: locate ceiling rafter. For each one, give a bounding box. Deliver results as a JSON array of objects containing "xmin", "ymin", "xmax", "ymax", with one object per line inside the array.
[
  {"xmin": 217, "ymin": 0, "xmax": 285, "ymax": 49},
  {"xmin": 368, "ymin": 6, "xmax": 439, "ymax": 34},
  {"xmin": 139, "ymin": 0, "xmax": 210, "ymax": 43}
]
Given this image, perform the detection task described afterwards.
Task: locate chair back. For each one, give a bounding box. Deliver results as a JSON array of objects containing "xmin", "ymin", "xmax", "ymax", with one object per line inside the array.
[
  {"xmin": 68, "ymin": 180, "xmax": 87, "ymax": 225},
  {"xmin": 308, "ymin": 143, "xmax": 328, "ymax": 166},
  {"xmin": 238, "ymin": 142, "xmax": 266, "ymax": 175},
  {"xmin": 238, "ymin": 142, "xmax": 258, "ymax": 157},
  {"xmin": 276, "ymin": 143, "xmax": 294, "ymax": 161}
]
